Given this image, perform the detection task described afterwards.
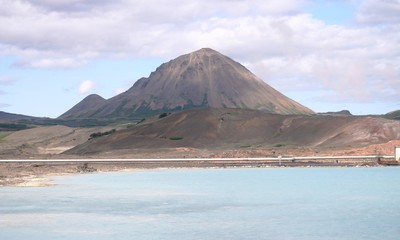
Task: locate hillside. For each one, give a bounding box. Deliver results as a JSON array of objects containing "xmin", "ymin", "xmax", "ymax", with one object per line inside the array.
[
  {"xmin": 59, "ymin": 94, "xmax": 106, "ymax": 119},
  {"xmin": 0, "ymin": 125, "xmax": 121, "ymax": 157},
  {"xmin": 59, "ymin": 48, "xmax": 313, "ymax": 119},
  {"xmin": 65, "ymin": 108, "xmax": 400, "ymax": 155},
  {"xmin": 0, "ymin": 111, "xmax": 39, "ymax": 122},
  {"xmin": 385, "ymin": 110, "xmax": 400, "ymax": 120}
]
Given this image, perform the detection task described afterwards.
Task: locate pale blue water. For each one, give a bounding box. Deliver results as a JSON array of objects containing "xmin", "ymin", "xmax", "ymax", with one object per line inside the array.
[{"xmin": 1, "ymin": 167, "xmax": 400, "ymax": 240}]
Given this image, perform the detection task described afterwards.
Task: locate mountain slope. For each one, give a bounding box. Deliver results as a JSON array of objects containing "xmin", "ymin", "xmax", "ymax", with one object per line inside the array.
[
  {"xmin": 65, "ymin": 108, "xmax": 400, "ymax": 155},
  {"xmin": 59, "ymin": 94, "xmax": 106, "ymax": 119},
  {"xmin": 60, "ymin": 48, "xmax": 313, "ymax": 119},
  {"xmin": 0, "ymin": 111, "xmax": 39, "ymax": 122},
  {"xmin": 385, "ymin": 110, "xmax": 400, "ymax": 120}
]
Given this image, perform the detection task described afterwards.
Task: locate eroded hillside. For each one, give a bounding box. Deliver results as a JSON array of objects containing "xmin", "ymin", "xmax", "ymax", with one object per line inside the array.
[{"xmin": 65, "ymin": 109, "xmax": 400, "ymax": 155}]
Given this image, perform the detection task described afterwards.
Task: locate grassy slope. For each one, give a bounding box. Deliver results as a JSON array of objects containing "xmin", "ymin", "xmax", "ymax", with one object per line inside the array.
[
  {"xmin": 385, "ymin": 110, "xmax": 400, "ymax": 120},
  {"xmin": 0, "ymin": 132, "xmax": 13, "ymax": 142}
]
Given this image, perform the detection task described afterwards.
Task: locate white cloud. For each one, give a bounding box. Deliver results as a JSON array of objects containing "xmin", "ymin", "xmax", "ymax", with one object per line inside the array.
[
  {"xmin": 78, "ymin": 80, "xmax": 95, "ymax": 94},
  {"xmin": 14, "ymin": 57, "xmax": 86, "ymax": 68},
  {"xmin": 0, "ymin": 0, "xmax": 310, "ymax": 61},
  {"xmin": 0, "ymin": 0, "xmax": 399, "ymax": 107},
  {"xmin": 28, "ymin": 0, "xmax": 115, "ymax": 12},
  {"xmin": 357, "ymin": 0, "xmax": 400, "ymax": 24}
]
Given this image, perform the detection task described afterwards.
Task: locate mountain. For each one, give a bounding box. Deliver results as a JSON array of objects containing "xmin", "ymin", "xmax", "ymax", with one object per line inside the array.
[
  {"xmin": 59, "ymin": 94, "xmax": 106, "ymax": 119},
  {"xmin": 0, "ymin": 111, "xmax": 39, "ymax": 122},
  {"xmin": 64, "ymin": 108, "xmax": 400, "ymax": 155},
  {"xmin": 59, "ymin": 48, "xmax": 313, "ymax": 119}
]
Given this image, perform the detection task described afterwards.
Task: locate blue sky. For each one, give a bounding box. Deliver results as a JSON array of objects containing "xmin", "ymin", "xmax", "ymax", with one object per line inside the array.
[{"xmin": 0, "ymin": 0, "xmax": 399, "ymax": 118}]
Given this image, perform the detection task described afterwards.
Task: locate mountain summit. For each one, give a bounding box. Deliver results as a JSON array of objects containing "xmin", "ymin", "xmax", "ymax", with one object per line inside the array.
[
  {"xmin": 60, "ymin": 48, "xmax": 313, "ymax": 119},
  {"xmin": 59, "ymin": 94, "xmax": 105, "ymax": 119}
]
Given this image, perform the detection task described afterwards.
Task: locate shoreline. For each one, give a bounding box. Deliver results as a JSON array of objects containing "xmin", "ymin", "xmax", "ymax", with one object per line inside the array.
[{"xmin": 1, "ymin": 159, "xmax": 395, "ymax": 187}]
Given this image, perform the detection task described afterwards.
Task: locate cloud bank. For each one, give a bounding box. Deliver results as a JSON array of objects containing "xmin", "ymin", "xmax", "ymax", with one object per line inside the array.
[{"xmin": 0, "ymin": 0, "xmax": 399, "ymax": 108}]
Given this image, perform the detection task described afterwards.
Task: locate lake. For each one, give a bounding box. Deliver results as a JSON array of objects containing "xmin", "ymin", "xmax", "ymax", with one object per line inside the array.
[{"xmin": 1, "ymin": 167, "xmax": 399, "ymax": 239}]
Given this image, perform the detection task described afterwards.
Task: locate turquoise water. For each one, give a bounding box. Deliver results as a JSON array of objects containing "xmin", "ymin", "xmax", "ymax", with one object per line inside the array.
[{"xmin": 1, "ymin": 167, "xmax": 400, "ymax": 239}]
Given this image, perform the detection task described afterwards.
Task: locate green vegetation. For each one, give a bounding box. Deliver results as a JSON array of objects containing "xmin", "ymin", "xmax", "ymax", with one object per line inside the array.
[
  {"xmin": 0, "ymin": 132, "xmax": 12, "ymax": 142},
  {"xmin": 169, "ymin": 136, "xmax": 183, "ymax": 140},
  {"xmin": 384, "ymin": 110, "xmax": 400, "ymax": 120},
  {"xmin": 239, "ymin": 145, "xmax": 252, "ymax": 148},
  {"xmin": 16, "ymin": 117, "xmax": 143, "ymax": 128},
  {"xmin": 0, "ymin": 123, "xmax": 31, "ymax": 131},
  {"xmin": 273, "ymin": 143, "xmax": 285, "ymax": 148},
  {"xmin": 159, "ymin": 112, "xmax": 171, "ymax": 119},
  {"xmin": 126, "ymin": 118, "xmax": 146, "ymax": 128},
  {"xmin": 89, "ymin": 129, "xmax": 116, "ymax": 140}
]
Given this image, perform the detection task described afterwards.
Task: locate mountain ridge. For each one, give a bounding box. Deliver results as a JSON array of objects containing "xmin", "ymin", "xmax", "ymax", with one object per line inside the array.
[{"xmin": 0, "ymin": 111, "xmax": 40, "ymax": 122}]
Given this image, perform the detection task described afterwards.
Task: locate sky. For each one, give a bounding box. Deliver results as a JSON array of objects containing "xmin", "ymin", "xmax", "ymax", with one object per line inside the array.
[{"xmin": 0, "ymin": 0, "xmax": 399, "ymax": 118}]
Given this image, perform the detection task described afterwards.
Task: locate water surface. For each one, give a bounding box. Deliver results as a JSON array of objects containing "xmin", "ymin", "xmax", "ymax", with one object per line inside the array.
[{"xmin": 1, "ymin": 167, "xmax": 399, "ymax": 239}]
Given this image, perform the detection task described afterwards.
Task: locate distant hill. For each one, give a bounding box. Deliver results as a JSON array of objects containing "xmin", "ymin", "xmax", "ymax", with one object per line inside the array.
[
  {"xmin": 0, "ymin": 111, "xmax": 41, "ymax": 131},
  {"xmin": 59, "ymin": 48, "xmax": 313, "ymax": 119},
  {"xmin": 59, "ymin": 94, "xmax": 106, "ymax": 119},
  {"xmin": 385, "ymin": 110, "xmax": 400, "ymax": 120},
  {"xmin": 318, "ymin": 110, "xmax": 352, "ymax": 116},
  {"xmin": 65, "ymin": 108, "xmax": 400, "ymax": 155},
  {"xmin": 0, "ymin": 111, "xmax": 39, "ymax": 122}
]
